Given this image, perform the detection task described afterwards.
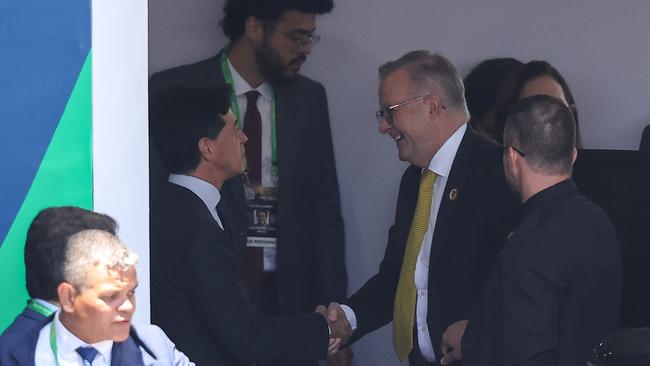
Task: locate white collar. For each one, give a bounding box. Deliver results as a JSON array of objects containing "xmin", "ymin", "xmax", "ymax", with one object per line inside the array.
[
  {"xmin": 54, "ymin": 311, "xmax": 113, "ymax": 363},
  {"xmin": 427, "ymin": 123, "xmax": 467, "ymax": 178},
  {"xmin": 169, "ymin": 174, "xmax": 221, "ymax": 212},
  {"xmin": 226, "ymin": 57, "xmax": 273, "ymax": 102},
  {"xmin": 32, "ymin": 298, "xmax": 59, "ymax": 313}
]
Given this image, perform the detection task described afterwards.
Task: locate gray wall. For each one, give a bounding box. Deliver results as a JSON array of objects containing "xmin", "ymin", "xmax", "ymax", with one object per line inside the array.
[{"xmin": 150, "ymin": 1, "xmax": 650, "ymax": 365}]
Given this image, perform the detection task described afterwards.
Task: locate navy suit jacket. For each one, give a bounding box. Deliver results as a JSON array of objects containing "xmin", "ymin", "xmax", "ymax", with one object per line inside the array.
[
  {"xmin": 0, "ymin": 314, "xmax": 193, "ymax": 366},
  {"xmin": 0, "ymin": 305, "xmax": 48, "ymax": 356}
]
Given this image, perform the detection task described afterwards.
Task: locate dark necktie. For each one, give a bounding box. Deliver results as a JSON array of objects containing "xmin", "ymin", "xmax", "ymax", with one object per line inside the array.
[
  {"xmin": 243, "ymin": 90, "xmax": 262, "ymax": 184},
  {"xmin": 76, "ymin": 346, "xmax": 99, "ymax": 366},
  {"xmin": 242, "ymin": 90, "xmax": 264, "ymax": 296}
]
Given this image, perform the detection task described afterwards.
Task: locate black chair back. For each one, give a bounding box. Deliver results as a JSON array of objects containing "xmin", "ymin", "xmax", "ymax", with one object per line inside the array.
[{"xmin": 573, "ymin": 149, "xmax": 650, "ymax": 327}]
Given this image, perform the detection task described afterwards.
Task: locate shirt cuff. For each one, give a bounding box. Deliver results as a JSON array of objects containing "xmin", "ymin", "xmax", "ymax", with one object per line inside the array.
[{"xmin": 340, "ymin": 304, "xmax": 358, "ymax": 330}]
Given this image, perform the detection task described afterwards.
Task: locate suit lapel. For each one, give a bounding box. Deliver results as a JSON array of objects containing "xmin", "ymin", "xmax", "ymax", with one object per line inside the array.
[
  {"xmin": 9, "ymin": 315, "xmax": 54, "ymax": 366},
  {"xmin": 428, "ymin": 128, "xmax": 477, "ymax": 267},
  {"xmin": 274, "ymin": 84, "xmax": 299, "ymax": 225},
  {"xmin": 110, "ymin": 332, "xmax": 146, "ymax": 366},
  {"xmin": 221, "ymin": 175, "xmax": 248, "ymax": 227}
]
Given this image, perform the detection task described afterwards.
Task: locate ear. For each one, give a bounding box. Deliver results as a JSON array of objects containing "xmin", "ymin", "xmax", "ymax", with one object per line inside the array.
[
  {"xmin": 58, "ymin": 282, "xmax": 77, "ymax": 313},
  {"xmin": 571, "ymin": 147, "xmax": 578, "ymax": 165},
  {"xmin": 244, "ymin": 16, "xmax": 265, "ymax": 43},
  {"xmin": 427, "ymin": 95, "xmax": 444, "ymax": 119},
  {"xmin": 198, "ymin": 138, "xmax": 212, "ymax": 161},
  {"xmin": 505, "ymin": 146, "xmax": 520, "ymax": 172}
]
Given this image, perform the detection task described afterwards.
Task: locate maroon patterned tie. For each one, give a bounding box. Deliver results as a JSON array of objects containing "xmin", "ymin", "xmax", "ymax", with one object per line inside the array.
[
  {"xmin": 243, "ymin": 91, "xmax": 261, "ymax": 183},
  {"xmin": 242, "ymin": 90, "xmax": 264, "ymax": 296}
]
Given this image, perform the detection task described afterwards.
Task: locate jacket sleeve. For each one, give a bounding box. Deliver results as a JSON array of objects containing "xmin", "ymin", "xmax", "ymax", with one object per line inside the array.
[
  {"xmin": 183, "ymin": 226, "xmax": 330, "ymax": 362},
  {"xmin": 310, "ymin": 83, "xmax": 348, "ymax": 305},
  {"xmin": 345, "ymin": 166, "xmax": 419, "ymax": 340}
]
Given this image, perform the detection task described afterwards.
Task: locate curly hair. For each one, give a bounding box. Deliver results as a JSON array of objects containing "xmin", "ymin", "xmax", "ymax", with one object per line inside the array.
[{"xmin": 221, "ymin": 0, "xmax": 334, "ymax": 41}]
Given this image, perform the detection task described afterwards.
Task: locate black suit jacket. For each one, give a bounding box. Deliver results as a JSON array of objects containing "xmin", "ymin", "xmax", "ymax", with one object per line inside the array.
[
  {"xmin": 346, "ymin": 127, "xmax": 518, "ymax": 358},
  {"xmin": 462, "ymin": 180, "xmax": 622, "ymax": 366},
  {"xmin": 149, "ymin": 53, "xmax": 347, "ymax": 316},
  {"xmin": 150, "ymin": 182, "xmax": 330, "ymax": 366}
]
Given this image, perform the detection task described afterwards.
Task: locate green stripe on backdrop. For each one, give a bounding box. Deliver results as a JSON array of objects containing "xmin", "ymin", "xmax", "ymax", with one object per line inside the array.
[{"xmin": 0, "ymin": 53, "xmax": 93, "ymax": 331}]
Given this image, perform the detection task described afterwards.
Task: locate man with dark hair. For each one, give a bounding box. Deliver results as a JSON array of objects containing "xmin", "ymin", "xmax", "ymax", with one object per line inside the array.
[
  {"xmin": 0, "ymin": 206, "xmax": 117, "ymax": 351},
  {"xmin": 149, "ymin": 86, "xmax": 351, "ymax": 366},
  {"xmin": 149, "ymin": 1, "xmax": 348, "ymax": 364},
  {"xmin": 326, "ymin": 50, "xmax": 518, "ymax": 366},
  {"xmin": 442, "ymin": 95, "xmax": 621, "ymax": 366}
]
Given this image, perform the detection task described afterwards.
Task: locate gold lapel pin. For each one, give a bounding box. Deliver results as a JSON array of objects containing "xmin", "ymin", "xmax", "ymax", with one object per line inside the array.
[{"xmin": 449, "ymin": 188, "xmax": 458, "ymax": 201}]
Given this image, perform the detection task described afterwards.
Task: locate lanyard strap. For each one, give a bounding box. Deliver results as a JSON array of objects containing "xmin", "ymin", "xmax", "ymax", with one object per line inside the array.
[
  {"xmin": 220, "ymin": 49, "xmax": 279, "ymax": 173},
  {"xmin": 27, "ymin": 299, "xmax": 55, "ymax": 317},
  {"xmin": 49, "ymin": 321, "xmax": 61, "ymax": 366}
]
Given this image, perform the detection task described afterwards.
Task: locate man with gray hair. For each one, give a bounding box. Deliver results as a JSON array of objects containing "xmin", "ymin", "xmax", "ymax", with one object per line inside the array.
[
  {"xmin": 446, "ymin": 95, "xmax": 621, "ymax": 366},
  {"xmin": 1, "ymin": 229, "xmax": 194, "ymax": 366},
  {"xmin": 327, "ymin": 50, "xmax": 518, "ymax": 365},
  {"xmin": 0, "ymin": 206, "xmax": 117, "ymax": 355}
]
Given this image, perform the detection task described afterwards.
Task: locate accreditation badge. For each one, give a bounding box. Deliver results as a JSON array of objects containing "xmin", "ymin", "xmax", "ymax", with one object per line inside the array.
[{"xmin": 244, "ymin": 184, "xmax": 278, "ymax": 248}]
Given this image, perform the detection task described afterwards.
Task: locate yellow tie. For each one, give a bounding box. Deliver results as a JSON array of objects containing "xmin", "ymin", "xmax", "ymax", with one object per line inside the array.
[{"xmin": 393, "ymin": 169, "xmax": 437, "ymax": 361}]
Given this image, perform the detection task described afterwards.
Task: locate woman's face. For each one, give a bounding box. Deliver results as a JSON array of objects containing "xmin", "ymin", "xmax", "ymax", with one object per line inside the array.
[{"xmin": 519, "ymin": 75, "xmax": 568, "ymax": 106}]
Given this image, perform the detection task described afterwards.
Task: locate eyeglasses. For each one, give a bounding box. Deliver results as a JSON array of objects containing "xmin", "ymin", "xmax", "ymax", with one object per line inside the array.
[
  {"xmin": 502, "ymin": 145, "xmax": 526, "ymax": 157},
  {"xmin": 376, "ymin": 94, "xmax": 444, "ymax": 125},
  {"xmin": 286, "ymin": 32, "xmax": 321, "ymax": 51}
]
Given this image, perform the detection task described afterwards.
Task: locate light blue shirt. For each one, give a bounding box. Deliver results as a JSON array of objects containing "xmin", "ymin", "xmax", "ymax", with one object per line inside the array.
[{"xmin": 34, "ymin": 311, "xmax": 113, "ymax": 366}]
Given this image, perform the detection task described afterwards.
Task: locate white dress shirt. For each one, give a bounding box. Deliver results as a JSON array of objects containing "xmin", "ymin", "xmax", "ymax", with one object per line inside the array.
[
  {"xmin": 34, "ymin": 311, "xmax": 113, "ymax": 366},
  {"xmin": 227, "ymin": 58, "xmax": 277, "ymax": 272},
  {"xmin": 169, "ymin": 174, "xmax": 224, "ymax": 229},
  {"xmin": 342, "ymin": 124, "xmax": 467, "ymax": 361}
]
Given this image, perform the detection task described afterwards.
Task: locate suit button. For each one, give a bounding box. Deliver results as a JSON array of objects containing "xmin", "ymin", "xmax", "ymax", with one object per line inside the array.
[{"xmin": 239, "ymin": 231, "xmax": 245, "ymax": 237}]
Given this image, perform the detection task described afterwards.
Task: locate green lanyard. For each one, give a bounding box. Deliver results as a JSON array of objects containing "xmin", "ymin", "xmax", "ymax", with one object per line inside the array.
[
  {"xmin": 49, "ymin": 319, "xmax": 61, "ymax": 366},
  {"xmin": 27, "ymin": 299, "xmax": 55, "ymax": 317},
  {"xmin": 27, "ymin": 300, "xmax": 60, "ymax": 365},
  {"xmin": 220, "ymin": 49, "xmax": 279, "ymax": 179}
]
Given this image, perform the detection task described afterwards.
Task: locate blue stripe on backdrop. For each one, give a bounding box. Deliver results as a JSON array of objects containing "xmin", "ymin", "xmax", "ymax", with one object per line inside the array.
[{"xmin": 0, "ymin": 0, "xmax": 91, "ymax": 244}]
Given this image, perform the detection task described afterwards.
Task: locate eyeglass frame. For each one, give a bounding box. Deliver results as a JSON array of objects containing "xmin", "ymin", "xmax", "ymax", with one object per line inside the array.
[
  {"xmin": 375, "ymin": 93, "xmax": 446, "ymax": 125},
  {"xmin": 283, "ymin": 31, "xmax": 321, "ymax": 52},
  {"xmin": 502, "ymin": 144, "xmax": 526, "ymax": 157}
]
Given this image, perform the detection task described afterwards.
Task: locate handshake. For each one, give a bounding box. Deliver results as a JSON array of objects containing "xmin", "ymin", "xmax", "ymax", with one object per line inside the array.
[{"xmin": 315, "ymin": 302, "xmax": 354, "ymax": 355}]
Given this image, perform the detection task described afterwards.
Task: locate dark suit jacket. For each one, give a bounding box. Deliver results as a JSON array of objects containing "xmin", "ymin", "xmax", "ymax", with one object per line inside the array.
[
  {"xmin": 0, "ymin": 305, "xmax": 47, "ymax": 360},
  {"xmin": 0, "ymin": 314, "xmax": 192, "ymax": 366},
  {"xmin": 150, "ymin": 182, "xmax": 330, "ymax": 366},
  {"xmin": 462, "ymin": 180, "xmax": 622, "ymax": 366},
  {"xmin": 346, "ymin": 127, "xmax": 518, "ymax": 358},
  {"xmin": 149, "ymin": 52, "xmax": 347, "ymax": 317}
]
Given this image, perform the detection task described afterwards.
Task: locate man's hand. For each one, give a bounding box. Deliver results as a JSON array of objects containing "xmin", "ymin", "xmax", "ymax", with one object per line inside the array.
[
  {"xmin": 326, "ymin": 302, "xmax": 353, "ymax": 344},
  {"xmin": 327, "ymin": 346, "xmax": 353, "ymax": 366},
  {"xmin": 440, "ymin": 320, "xmax": 468, "ymax": 365},
  {"xmin": 315, "ymin": 304, "xmax": 353, "ymax": 354}
]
